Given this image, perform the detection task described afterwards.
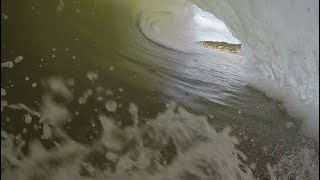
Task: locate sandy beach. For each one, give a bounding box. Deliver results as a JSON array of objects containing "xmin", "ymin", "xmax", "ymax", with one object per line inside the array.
[{"xmin": 200, "ymin": 41, "xmax": 241, "ymax": 55}]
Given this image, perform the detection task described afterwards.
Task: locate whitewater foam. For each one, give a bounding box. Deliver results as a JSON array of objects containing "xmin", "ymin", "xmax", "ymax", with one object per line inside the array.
[{"xmin": 1, "ymin": 78, "xmax": 255, "ymax": 179}]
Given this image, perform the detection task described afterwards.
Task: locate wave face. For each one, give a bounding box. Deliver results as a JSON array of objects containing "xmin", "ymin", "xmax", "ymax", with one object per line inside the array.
[{"xmin": 192, "ymin": 0, "xmax": 319, "ymax": 137}]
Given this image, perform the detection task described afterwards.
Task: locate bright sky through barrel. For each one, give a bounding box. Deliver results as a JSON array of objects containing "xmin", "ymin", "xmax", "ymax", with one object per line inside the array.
[{"xmin": 193, "ymin": 8, "xmax": 240, "ymax": 44}]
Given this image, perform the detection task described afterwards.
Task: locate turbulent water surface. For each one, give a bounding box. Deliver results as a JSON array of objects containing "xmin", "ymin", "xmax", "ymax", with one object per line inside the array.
[{"xmin": 1, "ymin": 0, "xmax": 319, "ymax": 179}]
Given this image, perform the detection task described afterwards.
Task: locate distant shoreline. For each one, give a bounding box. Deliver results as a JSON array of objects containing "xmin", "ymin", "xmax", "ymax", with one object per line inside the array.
[{"xmin": 200, "ymin": 41, "xmax": 242, "ymax": 55}]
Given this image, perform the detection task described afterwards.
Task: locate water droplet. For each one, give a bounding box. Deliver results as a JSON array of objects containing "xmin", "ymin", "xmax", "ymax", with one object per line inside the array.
[
  {"xmin": 24, "ymin": 114, "xmax": 32, "ymax": 124},
  {"xmin": 2, "ymin": 13, "xmax": 8, "ymax": 20},
  {"xmin": 105, "ymin": 100, "xmax": 117, "ymax": 112}
]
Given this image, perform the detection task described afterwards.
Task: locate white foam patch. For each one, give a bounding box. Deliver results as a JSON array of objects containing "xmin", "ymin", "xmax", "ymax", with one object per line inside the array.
[
  {"xmin": 1, "ymin": 138, "xmax": 87, "ymax": 180},
  {"xmin": 1, "ymin": 88, "xmax": 7, "ymax": 96},
  {"xmin": 105, "ymin": 151, "xmax": 118, "ymax": 162},
  {"xmin": 86, "ymin": 71, "xmax": 99, "ymax": 81},
  {"xmin": 78, "ymin": 89, "xmax": 93, "ymax": 104},
  {"xmin": 1, "ymin": 61, "xmax": 14, "ymax": 68},
  {"xmin": 5, "ymin": 103, "xmax": 41, "ymax": 117},
  {"xmin": 105, "ymin": 100, "xmax": 117, "ymax": 112},
  {"xmin": 42, "ymin": 123, "xmax": 52, "ymax": 139},
  {"xmin": 46, "ymin": 77, "xmax": 73, "ymax": 100},
  {"xmin": 2, "ymin": 13, "xmax": 8, "ymax": 19},
  {"xmin": 129, "ymin": 103, "xmax": 138, "ymax": 126},
  {"xmin": 13, "ymin": 56, "xmax": 23, "ymax": 63},
  {"xmin": 40, "ymin": 95, "xmax": 70, "ymax": 126},
  {"xmin": 99, "ymin": 115, "xmax": 130, "ymax": 152},
  {"xmin": 105, "ymin": 89, "xmax": 113, "ymax": 96},
  {"xmin": 1, "ymin": 100, "xmax": 8, "ymax": 111}
]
